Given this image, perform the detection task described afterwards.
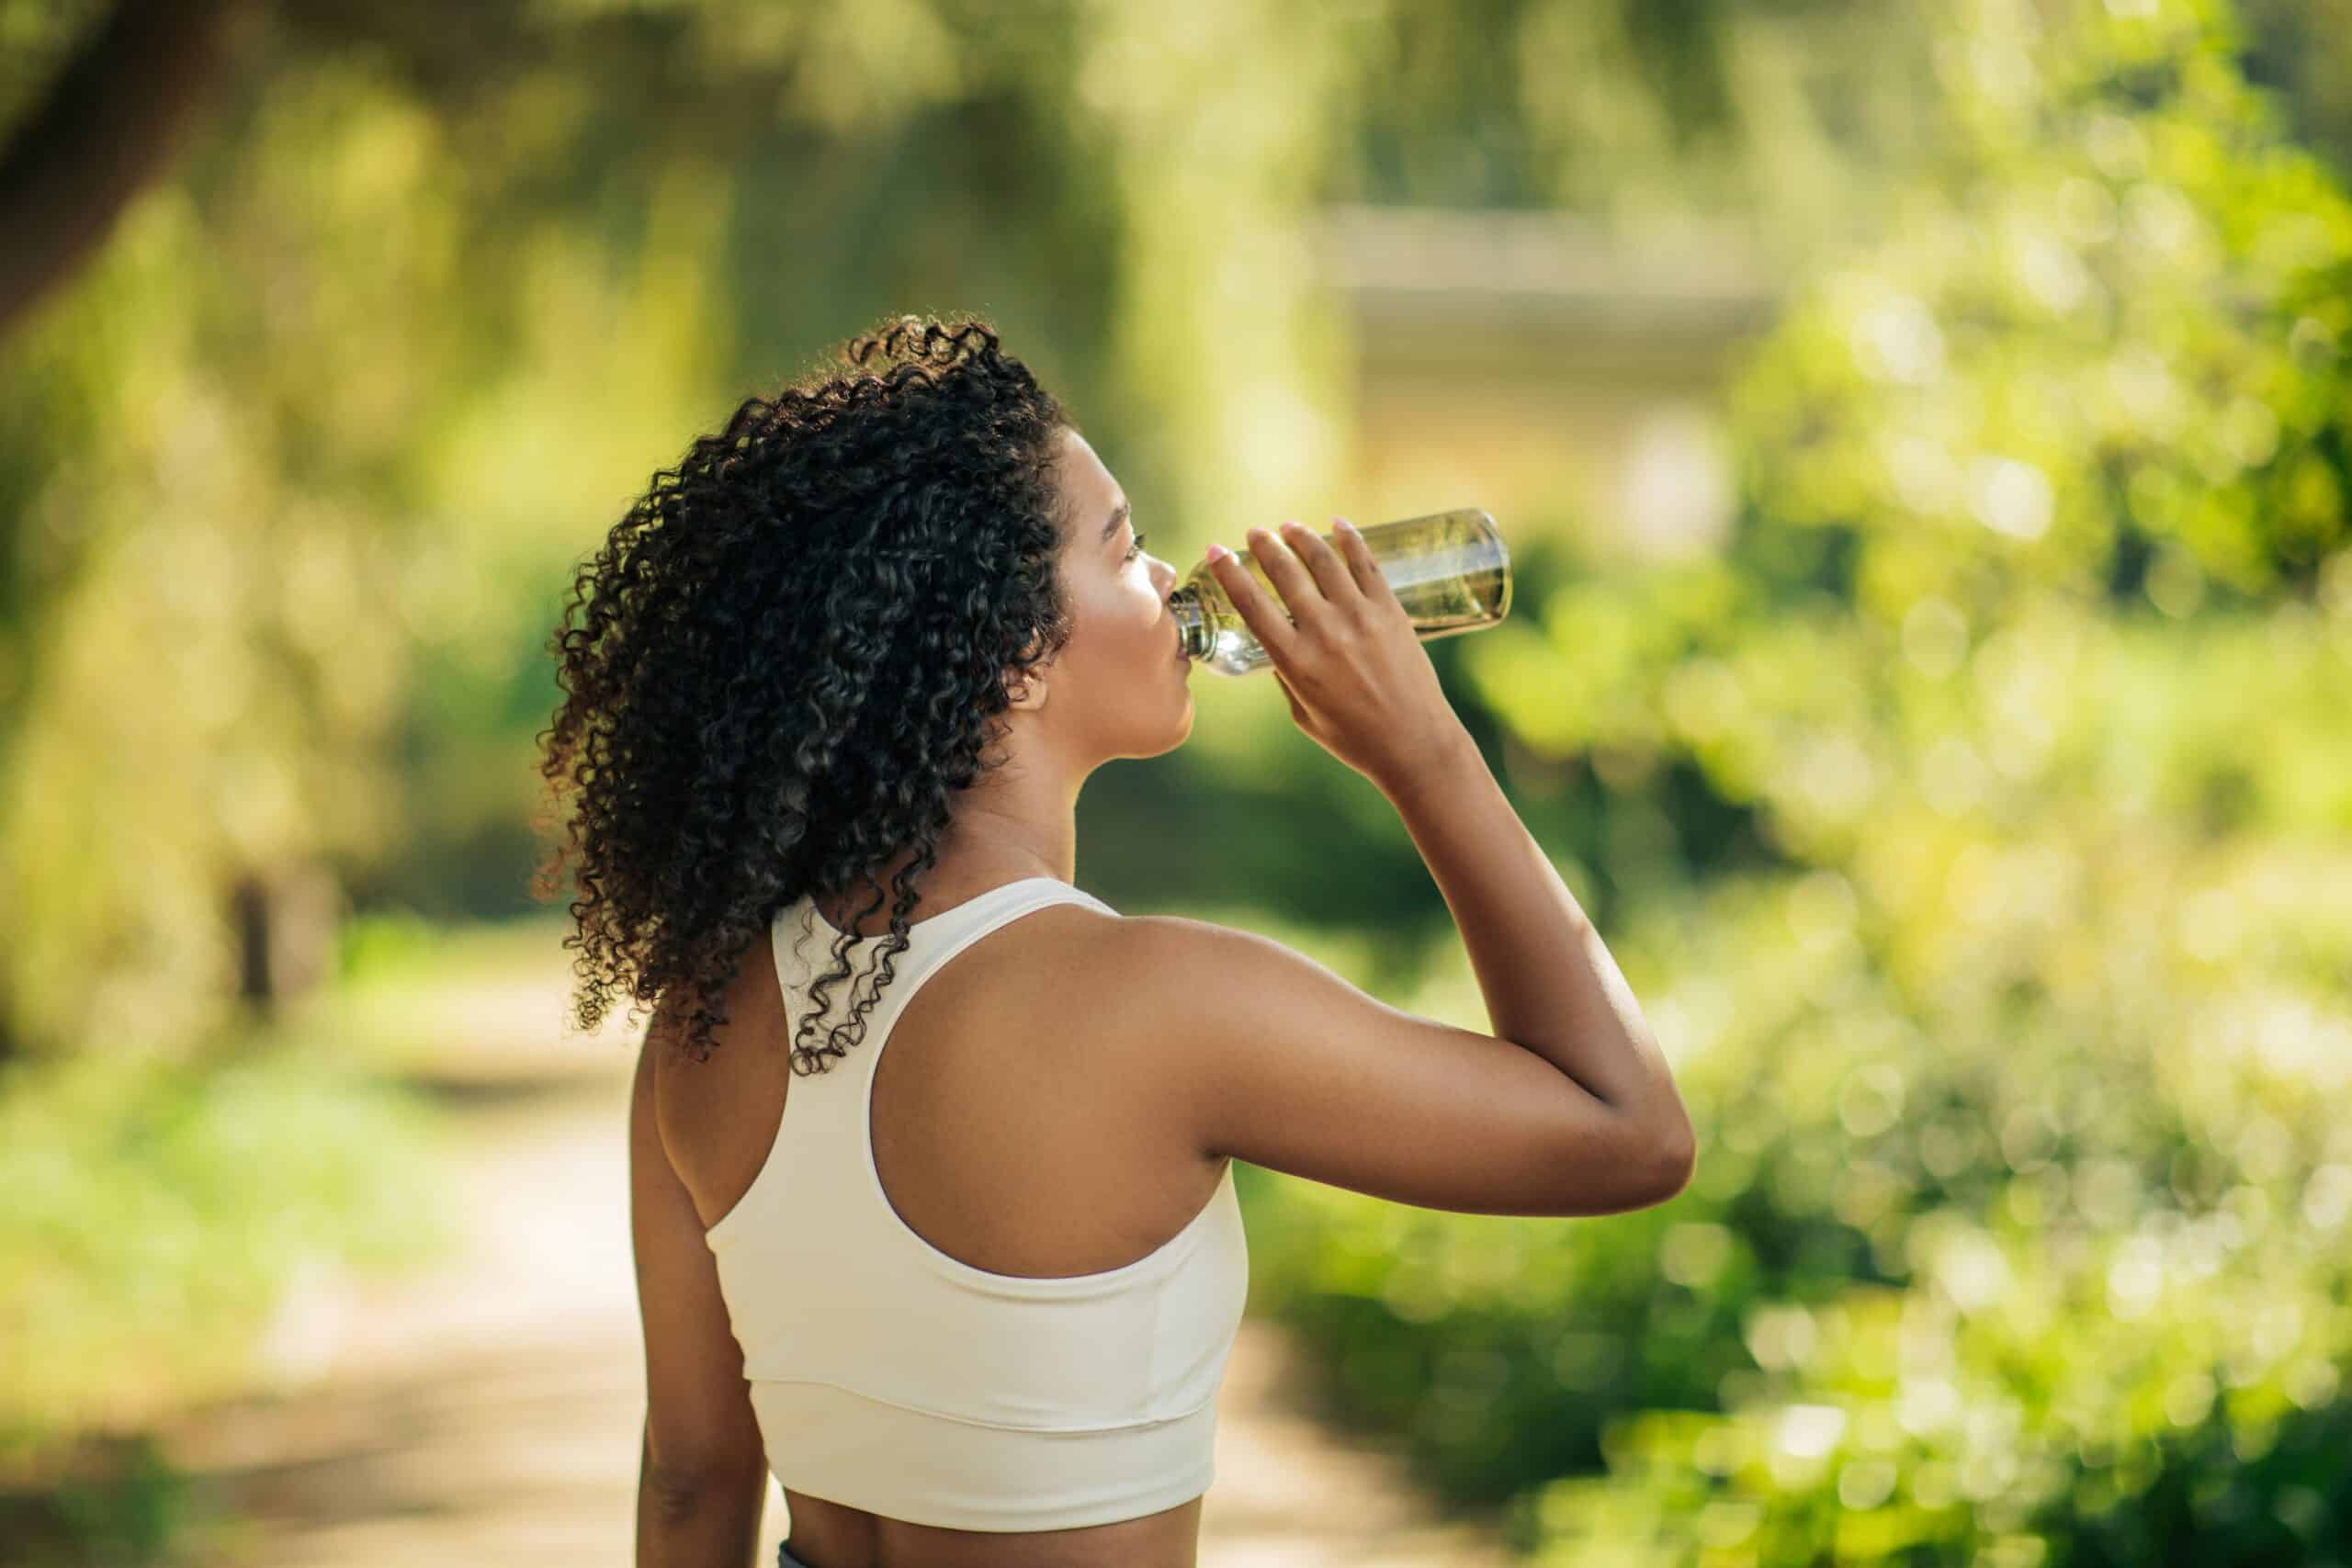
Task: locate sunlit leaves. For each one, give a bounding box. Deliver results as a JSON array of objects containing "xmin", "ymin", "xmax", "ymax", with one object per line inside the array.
[{"xmin": 1251, "ymin": 1, "xmax": 2352, "ymax": 1559}]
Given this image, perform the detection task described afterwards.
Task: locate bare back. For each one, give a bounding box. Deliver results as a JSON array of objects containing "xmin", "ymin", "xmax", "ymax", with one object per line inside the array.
[{"xmin": 656, "ymin": 895, "xmax": 1224, "ymax": 1568}]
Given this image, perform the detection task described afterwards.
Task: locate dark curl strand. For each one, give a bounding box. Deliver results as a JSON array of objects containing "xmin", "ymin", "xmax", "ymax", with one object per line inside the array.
[{"xmin": 531, "ymin": 312, "xmax": 1073, "ymax": 1073}]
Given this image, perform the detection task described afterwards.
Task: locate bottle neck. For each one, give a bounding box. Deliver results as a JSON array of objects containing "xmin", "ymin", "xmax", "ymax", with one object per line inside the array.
[{"xmin": 1170, "ymin": 586, "xmax": 1210, "ymax": 660}]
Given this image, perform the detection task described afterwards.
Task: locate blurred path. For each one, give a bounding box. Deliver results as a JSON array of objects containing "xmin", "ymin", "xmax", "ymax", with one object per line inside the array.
[{"xmin": 155, "ymin": 1037, "xmax": 1517, "ymax": 1566}]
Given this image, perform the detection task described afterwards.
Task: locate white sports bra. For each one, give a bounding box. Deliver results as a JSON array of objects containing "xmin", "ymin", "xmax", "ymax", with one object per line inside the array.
[{"xmin": 701, "ymin": 876, "xmax": 1250, "ymax": 1531}]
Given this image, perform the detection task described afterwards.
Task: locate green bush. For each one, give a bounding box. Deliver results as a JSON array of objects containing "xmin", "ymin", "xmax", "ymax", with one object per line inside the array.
[{"xmin": 1241, "ymin": 0, "xmax": 2352, "ymax": 1561}]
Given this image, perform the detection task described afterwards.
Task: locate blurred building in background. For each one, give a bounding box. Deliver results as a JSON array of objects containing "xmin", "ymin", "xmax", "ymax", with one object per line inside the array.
[{"xmin": 1311, "ymin": 204, "xmax": 1779, "ymax": 558}]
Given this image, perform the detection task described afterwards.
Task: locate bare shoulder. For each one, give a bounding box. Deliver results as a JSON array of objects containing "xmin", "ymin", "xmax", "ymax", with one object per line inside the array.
[
  {"xmin": 989, "ymin": 904, "xmax": 1348, "ymax": 1023},
  {"xmin": 951, "ymin": 903, "xmax": 1253, "ymax": 1077}
]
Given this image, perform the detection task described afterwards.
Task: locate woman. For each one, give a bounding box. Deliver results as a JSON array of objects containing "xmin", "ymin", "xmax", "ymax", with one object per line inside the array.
[{"xmin": 536, "ymin": 313, "xmax": 1697, "ymax": 1568}]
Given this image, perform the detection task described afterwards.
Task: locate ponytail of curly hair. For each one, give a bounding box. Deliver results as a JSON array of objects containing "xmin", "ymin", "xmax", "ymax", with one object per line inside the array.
[{"xmin": 531, "ymin": 312, "xmax": 1075, "ymax": 1071}]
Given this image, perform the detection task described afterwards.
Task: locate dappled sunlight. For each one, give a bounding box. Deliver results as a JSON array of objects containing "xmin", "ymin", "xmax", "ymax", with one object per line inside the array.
[{"xmin": 4, "ymin": 0, "xmax": 2350, "ymax": 1559}]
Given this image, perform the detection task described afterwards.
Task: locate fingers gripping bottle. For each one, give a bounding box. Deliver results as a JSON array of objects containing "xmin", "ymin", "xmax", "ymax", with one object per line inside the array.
[{"xmin": 1170, "ymin": 507, "xmax": 1513, "ymax": 676}]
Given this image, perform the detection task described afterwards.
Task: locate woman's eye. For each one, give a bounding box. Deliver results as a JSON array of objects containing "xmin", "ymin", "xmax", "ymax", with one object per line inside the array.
[{"xmin": 1125, "ymin": 531, "xmax": 1148, "ymax": 563}]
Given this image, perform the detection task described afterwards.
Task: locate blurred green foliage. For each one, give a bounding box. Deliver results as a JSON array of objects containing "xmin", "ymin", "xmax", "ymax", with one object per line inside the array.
[
  {"xmin": 4, "ymin": 0, "xmax": 2352, "ymax": 1560},
  {"xmin": 1239, "ymin": 0, "xmax": 2352, "ymax": 1561},
  {"xmin": 0, "ymin": 1043, "xmax": 453, "ymax": 1462},
  {"xmin": 0, "ymin": 0, "xmax": 2137, "ymax": 1061}
]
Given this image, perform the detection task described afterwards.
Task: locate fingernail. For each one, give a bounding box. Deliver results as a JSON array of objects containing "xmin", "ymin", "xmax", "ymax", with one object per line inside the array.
[
  {"xmin": 1333, "ymin": 517, "xmax": 1356, "ymax": 534},
  {"xmin": 1206, "ymin": 543, "xmax": 1229, "ymax": 562}
]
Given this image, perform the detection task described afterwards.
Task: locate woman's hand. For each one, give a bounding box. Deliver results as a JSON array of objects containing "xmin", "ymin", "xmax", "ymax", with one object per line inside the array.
[{"xmin": 1204, "ymin": 518, "xmax": 1470, "ymax": 791}]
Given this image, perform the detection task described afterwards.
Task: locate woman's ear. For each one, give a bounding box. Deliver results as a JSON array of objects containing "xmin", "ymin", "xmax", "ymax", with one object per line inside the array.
[{"xmin": 1004, "ymin": 662, "xmax": 1049, "ymax": 711}]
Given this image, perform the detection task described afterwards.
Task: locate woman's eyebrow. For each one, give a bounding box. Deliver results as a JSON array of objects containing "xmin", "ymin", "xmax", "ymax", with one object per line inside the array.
[{"xmin": 1100, "ymin": 500, "xmax": 1130, "ymax": 544}]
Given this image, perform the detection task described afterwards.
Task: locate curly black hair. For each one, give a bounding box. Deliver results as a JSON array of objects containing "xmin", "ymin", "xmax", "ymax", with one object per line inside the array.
[{"xmin": 531, "ymin": 311, "xmax": 1075, "ymax": 1072}]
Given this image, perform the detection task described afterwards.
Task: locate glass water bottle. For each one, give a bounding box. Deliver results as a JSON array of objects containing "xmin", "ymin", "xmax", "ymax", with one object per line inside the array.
[{"xmin": 1170, "ymin": 507, "xmax": 1512, "ymax": 676}]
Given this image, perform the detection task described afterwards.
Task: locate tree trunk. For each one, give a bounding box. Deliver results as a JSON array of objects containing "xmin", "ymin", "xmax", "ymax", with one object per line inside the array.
[
  {"xmin": 231, "ymin": 860, "xmax": 345, "ymax": 1017},
  {"xmin": 0, "ymin": 0, "xmax": 258, "ymax": 344}
]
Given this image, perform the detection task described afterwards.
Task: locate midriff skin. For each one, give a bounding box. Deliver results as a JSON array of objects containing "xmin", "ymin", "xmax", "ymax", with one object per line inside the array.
[{"xmin": 782, "ymin": 1491, "xmax": 1204, "ymax": 1568}]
